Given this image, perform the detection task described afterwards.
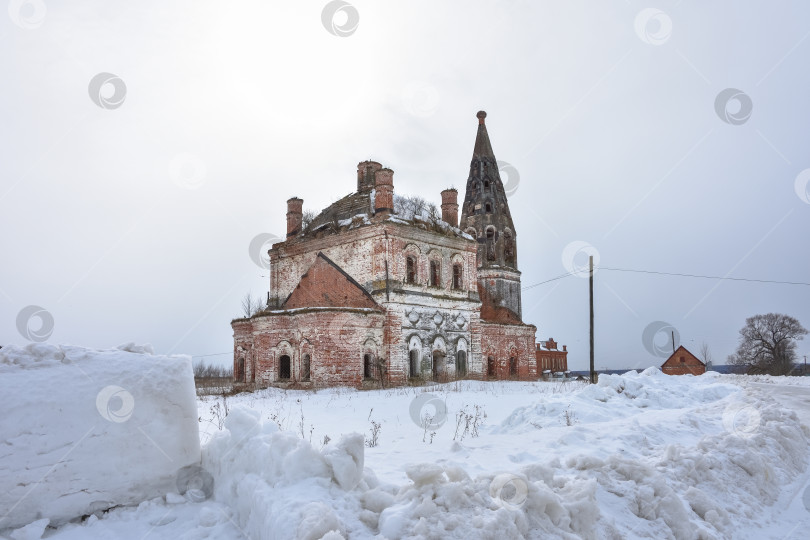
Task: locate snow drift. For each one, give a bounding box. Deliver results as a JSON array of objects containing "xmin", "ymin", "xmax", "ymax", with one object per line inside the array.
[{"xmin": 0, "ymin": 343, "xmax": 200, "ymax": 530}]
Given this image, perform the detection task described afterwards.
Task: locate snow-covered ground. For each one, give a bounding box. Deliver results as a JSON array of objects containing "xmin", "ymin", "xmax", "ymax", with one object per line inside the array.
[{"xmin": 2, "ymin": 359, "xmax": 809, "ymax": 539}]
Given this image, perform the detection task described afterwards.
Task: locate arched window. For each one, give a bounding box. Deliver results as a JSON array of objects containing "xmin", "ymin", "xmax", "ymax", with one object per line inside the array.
[
  {"xmin": 406, "ymin": 256, "xmax": 416, "ymax": 284},
  {"xmin": 409, "ymin": 349, "xmax": 420, "ymax": 378},
  {"xmin": 509, "ymin": 357, "xmax": 517, "ymax": 378},
  {"xmin": 485, "ymin": 202, "xmax": 492, "ymax": 213},
  {"xmin": 364, "ymin": 353, "xmax": 373, "ymax": 379},
  {"xmin": 486, "ymin": 228, "xmax": 496, "ymax": 261},
  {"xmin": 429, "ymin": 260, "xmax": 440, "ymax": 287},
  {"xmin": 484, "ymin": 179, "xmax": 490, "ymax": 191},
  {"xmin": 456, "ymin": 350, "xmax": 467, "ymax": 377},
  {"xmin": 302, "ymin": 354, "xmax": 311, "ymax": 381},
  {"xmin": 279, "ymin": 355, "xmax": 291, "ymax": 380},
  {"xmin": 487, "ymin": 356, "xmax": 496, "ymax": 378},
  {"xmin": 452, "ymin": 263, "xmax": 462, "ymax": 290}
]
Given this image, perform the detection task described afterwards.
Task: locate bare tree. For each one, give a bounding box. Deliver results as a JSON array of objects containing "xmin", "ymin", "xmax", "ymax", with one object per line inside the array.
[
  {"xmin": 728, "ymin": 313, "xmax": 807, "ymax": 375},
  {"xmin": 240, "ymin": 292, "xmax": 264, "ymax": 318},
  {"xmin": 698, "ymin": 342, "xmax": 712, "ymax": 366}
]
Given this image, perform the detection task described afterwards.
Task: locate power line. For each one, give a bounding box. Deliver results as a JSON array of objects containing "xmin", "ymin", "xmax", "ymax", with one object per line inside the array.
[
  {"xmin": 521, "ymin": 266, "xmax": 810, "ymax": 290},
  {"xmin": 191, "ymin": 351, "xmax": 232, "ymax": 358},
  {"xmin": 598, "ymin": 267, "xmax": 810, "ymax": 287}
]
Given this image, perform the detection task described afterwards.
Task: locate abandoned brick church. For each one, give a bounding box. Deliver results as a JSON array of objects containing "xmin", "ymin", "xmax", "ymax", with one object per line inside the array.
[{"xmin": 232, "ymin": 111, "xmax": 567, "ymax": 388}]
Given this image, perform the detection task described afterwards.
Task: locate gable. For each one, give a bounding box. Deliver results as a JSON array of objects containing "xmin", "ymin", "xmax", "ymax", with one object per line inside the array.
[
  {"xmin": 282, "ymin": 252, "xmax": 380, "ymax": 310},
  {"xmin": 661, "ymin": 346, "xmax": 705, "ymax": 367}
]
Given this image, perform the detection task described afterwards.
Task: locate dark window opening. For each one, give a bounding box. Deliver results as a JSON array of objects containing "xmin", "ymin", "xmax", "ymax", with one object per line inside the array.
[
  {"xmin": 236, "ymin": 357, "xmax": 245, "ymax": 382},
  {"xmin": 485, "ymin": 202, "xmax": 492, "ymax": 213},
  {"xmin": 302, "ymin": 354, "xmax": 311, "ymax": 381},
  {"xmin": 509, "ymin": 357, "xmax": 517, "ymax": 378},
  {"xmin": 486, "ymin": 229, "xmax": 496, "ymax": 261},
  {"xmin": 484, "ymin": 180, "xmax": 490, "ymax": 191},
  {"xmin": 364, "ymin": 353, "xmax": 373, "ymax": 379},
  {"xmin": 452, "ymin": 263, "xmax": 462, "ymax": 290},
  {"xmin": 279, "ymin": 355, "xmax": 291, "ymax": 380},
  {"xmin": 406, "ymin": 256, "xmax": 416, "ymax": 284},
  {"xmin": 429, "ymin": 260, "xmax": 440, "ymax": 287},
  {"xmin": 456, "ymin": 350, "xmax": 467, "ymax": 377},
  {"xmin": 680, "ymin": 356, "xmax": 685, "ymax": 363},
  {"xmin": 409, "ymin": 349, "xmax": 419, "ymax": 378},
  {"xmin": 487, "ymin": 356, "xmax": 496, "ymax": 378}
]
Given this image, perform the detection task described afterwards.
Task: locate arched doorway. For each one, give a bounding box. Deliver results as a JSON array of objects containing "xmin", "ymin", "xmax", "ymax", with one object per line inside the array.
[
  {"xmin": 487, "ymin": 356, "xmax": 496, "ymax": 378},
  {"xmin": 509, "ymin": 357, "xmax": 517, "ymax": 378},
  {"xmin": 432, "ymin": 351, "xmax": 445, "ymax": 381},
  {"xmin": 408, "ymin": 335, "xmax": 422, "ymax": 379}
]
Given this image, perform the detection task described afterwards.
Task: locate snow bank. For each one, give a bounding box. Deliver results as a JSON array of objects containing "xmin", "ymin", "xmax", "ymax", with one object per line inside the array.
[
  {"xmin": 0, "ymin": 343, "xmax": 200, "ymax": 530},
  {"xmin": 203, "ymin": 406, "xmax": 367, "ymax": 539}
]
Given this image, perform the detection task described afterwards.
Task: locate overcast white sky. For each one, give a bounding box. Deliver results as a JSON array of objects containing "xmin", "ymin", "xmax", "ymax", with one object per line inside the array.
[{"xmin": 2, "ymin": 0, "xmax": 809, "ymax": 371}]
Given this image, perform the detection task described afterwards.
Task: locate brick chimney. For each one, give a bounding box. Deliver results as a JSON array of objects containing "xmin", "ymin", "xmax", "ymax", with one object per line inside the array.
[
  {"xmin": 357, "ymin": 160, "xmax": 382, "ymax": 193},
  {"xmin": 286, "ymin": 197, "xmax": 303, "ymax": 237},
  {"xmin": 440, "ymin": 188, "xmax": 459, "ymax": 227},
  {"xmin": 374, "ymin": 168, "xmax": 394, "ymax": 215}
]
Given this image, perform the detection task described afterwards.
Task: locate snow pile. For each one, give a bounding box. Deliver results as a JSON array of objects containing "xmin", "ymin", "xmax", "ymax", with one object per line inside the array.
[
  {"xmin": 203, "ymin": 406, "xmax": 367, "ymax": 539},
  {"xmin": 0, "ymin": 343, "xmax": 200, "ymax": 531}
]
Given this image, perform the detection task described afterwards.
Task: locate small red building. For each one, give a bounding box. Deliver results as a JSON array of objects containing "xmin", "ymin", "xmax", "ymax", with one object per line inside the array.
[
  {"xmin": 536, "ymin": 338, "xmax": 568, "ymax": 373},
  {"xmin": 661, "ymin": 345, "xmax": 706, "ymax": 375}
]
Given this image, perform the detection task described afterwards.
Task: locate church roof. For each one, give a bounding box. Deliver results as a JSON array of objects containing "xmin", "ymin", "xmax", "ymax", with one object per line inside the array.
[{"xmin": 281, "ymin": 252, "xmax": 381, "ymax": 310}]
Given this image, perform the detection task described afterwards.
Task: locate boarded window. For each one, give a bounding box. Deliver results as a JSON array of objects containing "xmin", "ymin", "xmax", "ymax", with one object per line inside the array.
[
  {"xmin": 406, "ymin": 256, "xmax": 416, "ymax": 283},
  {"xmin": 456, "ymin": 350, "xmax": 467, "ymax": 377},
  {"xmin": 429, "ymin": 260, "xmax": 440, "ymax": 287},
  {"xmin": 279, "ymin": 355, "xmax": 291, "ymax": 380},
  {"xmin": 452, "ymin": 263, "xmax": 462, "ymax": 290},
  {"xmin": 409, "ymin": 349, "xmax": 419, "ymax": 378},
  {"xmin": 302, "ymin": 354, "xmax": 311, "ymax": 381},
  {"xmin": 236, "ymin": 358, "xmax": 245, "ymax": 382}
]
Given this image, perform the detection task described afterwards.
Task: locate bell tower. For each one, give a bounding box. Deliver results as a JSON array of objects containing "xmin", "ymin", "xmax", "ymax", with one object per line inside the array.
[{"xmin": 460, "ymin": 111, "xmax": 524, "ymax": 322}]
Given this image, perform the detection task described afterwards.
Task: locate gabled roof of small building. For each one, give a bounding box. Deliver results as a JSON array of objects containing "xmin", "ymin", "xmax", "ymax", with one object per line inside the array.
[
  {"xmin": 661, "ymin": 345, "xmax": 705, "ymax": 367},
  {"xmin": 281, "ymin": 252, "xmax": 382, "ymax": 311}
]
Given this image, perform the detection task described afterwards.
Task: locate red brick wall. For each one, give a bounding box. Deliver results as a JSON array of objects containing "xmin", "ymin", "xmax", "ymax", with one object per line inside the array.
[
  {"xmin": 479, "ymin": 321, "xmax": 537, "ymax": 380},
  {"xmin": 233, "ymin": 309, "xmax": 385, "ymax": 388}
]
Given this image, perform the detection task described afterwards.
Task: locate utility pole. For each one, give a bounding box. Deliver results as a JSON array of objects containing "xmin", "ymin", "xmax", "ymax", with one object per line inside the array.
[{"xmin": 589, "ymin": 255, "xmax": 595, "ymax": 384}]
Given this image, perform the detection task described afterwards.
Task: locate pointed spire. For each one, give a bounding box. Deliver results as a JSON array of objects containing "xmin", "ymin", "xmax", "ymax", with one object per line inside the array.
[{"xmin": 472, "ymin": 111, "xmax": 496, "ymax": 159}]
